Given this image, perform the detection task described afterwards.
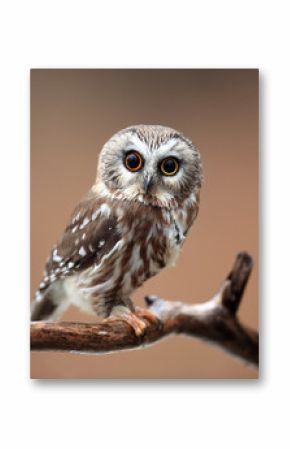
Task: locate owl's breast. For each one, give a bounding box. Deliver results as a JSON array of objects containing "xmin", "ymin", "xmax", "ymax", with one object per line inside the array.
[
  {"xmin": 158, "ymin": 220, "xmax": 184, "ymax": 268},
  {"xmin": 157, "ymin": 201, "xmax": 197, "ymax": 268},
  {"xmin": 66, "ymin": 198, "xmax": 197, "ymax": 313},
  {"xmin": 129, "ymin": 209, "xmax": 185, "ymax": 289}
]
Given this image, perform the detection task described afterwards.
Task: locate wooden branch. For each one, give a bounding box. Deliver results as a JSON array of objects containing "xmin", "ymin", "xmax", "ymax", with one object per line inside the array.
[{"xmin": 31, "ymin": 252, "xmax": 258, "ymax": 368}]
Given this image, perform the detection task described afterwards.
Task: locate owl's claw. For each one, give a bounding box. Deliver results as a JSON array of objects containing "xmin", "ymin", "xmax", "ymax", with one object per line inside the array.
[
  {"xmin": 121, "ymin": 313, "xmax": 147, "ymax": 336},
  {"xmin": 135, "ymin": 307, "xmax": 162, "ymax": 331},
  {"xmin": 106, "ymin": 306, "xmax": 161, "ymax": 336},
  {"xmin": 106, "ymin": 307, "xmax": 147, "ymax": 336}
]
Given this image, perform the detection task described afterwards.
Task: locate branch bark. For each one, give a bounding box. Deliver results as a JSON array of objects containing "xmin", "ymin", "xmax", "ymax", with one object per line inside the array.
[{"xmin": 30, "ymin": 252, "xmax": 259, "ymax": 368}]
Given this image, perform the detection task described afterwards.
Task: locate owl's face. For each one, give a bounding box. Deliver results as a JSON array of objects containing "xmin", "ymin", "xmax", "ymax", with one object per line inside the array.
[{"xmin": 97, "ymin": 125, "xmax": 202, "ymax": 208}]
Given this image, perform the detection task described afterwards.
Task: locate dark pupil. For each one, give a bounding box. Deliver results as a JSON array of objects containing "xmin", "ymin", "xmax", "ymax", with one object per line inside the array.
[
  {"xmin": 127, "ymin": 153, "xmax": 139, "ymax": 169},
  {"xmin": 163, "ymin": 159, "xmax": 176, "ymax": 173}
]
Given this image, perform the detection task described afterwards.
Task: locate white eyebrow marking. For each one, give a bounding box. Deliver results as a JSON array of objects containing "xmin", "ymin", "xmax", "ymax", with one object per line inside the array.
[
  {"xmin": 128, "ymin": 135, "xmax": 149, "ymax": 156},
  {"xmin": 156, "ymin": 138, "xmax": 179, "ymax": 154}
]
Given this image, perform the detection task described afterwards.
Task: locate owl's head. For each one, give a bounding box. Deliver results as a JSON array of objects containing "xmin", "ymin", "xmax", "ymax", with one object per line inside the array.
[{"xmin": 96, "ymin": 125, "xmax": 202, "ymax": 208}]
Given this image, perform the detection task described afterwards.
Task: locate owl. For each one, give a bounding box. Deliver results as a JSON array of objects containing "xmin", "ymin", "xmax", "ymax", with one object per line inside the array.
[{"xmin": 31, "ymin": 125, "xmax": 202, "ymax": 335}]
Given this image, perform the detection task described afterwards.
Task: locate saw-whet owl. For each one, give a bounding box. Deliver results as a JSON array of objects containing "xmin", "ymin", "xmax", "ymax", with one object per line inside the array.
[{"xmin": 31, "ymin": 125, "xmax": 202, "ymax": 335}]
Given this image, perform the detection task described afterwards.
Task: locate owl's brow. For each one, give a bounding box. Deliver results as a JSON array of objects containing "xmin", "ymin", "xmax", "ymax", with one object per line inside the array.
[
  {"xmin": 155, "ymin": 138, "xmax": 179, "ymax": 154},
  {"xmin": 127, "ymin": 127, "xmax": 183, "ymax": 149},
  {"xmin": 127, "ymin": 134, "xmax": 181, "ymax": 157},
  {"xmin": 126, "ymin": 134, "xmax": 149, "ymax": 156}
]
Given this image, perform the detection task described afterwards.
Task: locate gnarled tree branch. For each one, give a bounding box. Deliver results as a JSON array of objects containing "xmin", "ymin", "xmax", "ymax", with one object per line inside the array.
[{"xmin": 30, "ymin": 252, "xmax": 259, "ymax": 368}]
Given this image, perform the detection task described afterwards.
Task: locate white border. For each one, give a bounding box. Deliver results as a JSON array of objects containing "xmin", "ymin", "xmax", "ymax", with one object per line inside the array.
[{"xmin": 1, "ymin": 1, "xmax": 289, "ymax": 448}]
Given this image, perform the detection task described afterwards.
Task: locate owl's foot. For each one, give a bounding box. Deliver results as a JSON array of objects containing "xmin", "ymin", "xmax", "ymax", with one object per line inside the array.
[
  {"xmin": 107, "ymin": 306, "xmax": 147, "ymax": 336},
  {"xmin": 134, "ymin": 306, "xmax": 162, "ymax": 330},
  {"xmin": 107, "ymin": 305, "xmax": 161, "ymax": 336}
]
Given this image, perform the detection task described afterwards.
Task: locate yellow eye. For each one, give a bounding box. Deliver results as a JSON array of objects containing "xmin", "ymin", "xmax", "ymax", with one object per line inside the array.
[
  {"xmin": 160, "ymin": 157, "xmax": 179, "ymax": 176},
  {"xmin": 124, "ymin": 151, "xmax": 143, "ymax": 172}
]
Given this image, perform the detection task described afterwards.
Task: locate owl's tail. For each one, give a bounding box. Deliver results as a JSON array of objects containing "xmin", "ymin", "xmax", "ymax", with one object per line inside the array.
[{"xmin": 30, "ymin": 280, "xmax": 69, "ymax": 322}]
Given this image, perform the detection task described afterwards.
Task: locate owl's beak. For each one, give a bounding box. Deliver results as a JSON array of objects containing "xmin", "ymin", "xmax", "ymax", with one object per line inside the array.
[{"xmin": 143, "ymin": 175, "xmax": 153, "ymax": 194}]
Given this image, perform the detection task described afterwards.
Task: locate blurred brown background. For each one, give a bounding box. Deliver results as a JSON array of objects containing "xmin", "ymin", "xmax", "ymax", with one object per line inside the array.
[{"xmin": 30, "ymin": 69, "xmax": 258, "ymax": 379}]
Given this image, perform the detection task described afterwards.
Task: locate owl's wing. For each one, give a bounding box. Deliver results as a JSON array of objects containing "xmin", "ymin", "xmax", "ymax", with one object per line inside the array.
[{"xmin": 38, "ymin": 193, "xmax": 122, "ymax": 293}]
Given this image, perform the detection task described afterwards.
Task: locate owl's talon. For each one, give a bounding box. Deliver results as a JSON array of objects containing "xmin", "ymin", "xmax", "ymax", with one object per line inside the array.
[
  {"xmin": 135, "ymin": 307, "xmax": 162, "ymax": 331},
  {"xmin": 106, "ymin": 310, "xmax": 147, "ymax": 337}
]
